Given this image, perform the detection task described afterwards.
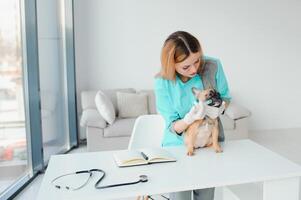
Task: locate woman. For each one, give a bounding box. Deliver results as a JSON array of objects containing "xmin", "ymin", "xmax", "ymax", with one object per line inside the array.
[{"xmin": 155, "ymin": 31, "xmax": 231, "ymax": 200}]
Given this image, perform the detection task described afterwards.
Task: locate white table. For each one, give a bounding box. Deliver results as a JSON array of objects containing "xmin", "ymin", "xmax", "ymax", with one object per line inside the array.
[{"xmin": 37, "ymin": 140, "xmax": 301, "ymax": 200}]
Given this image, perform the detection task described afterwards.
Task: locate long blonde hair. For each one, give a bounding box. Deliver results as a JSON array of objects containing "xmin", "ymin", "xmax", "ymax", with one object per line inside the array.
[{"xmin": 158, "ymin": 31, "xmax": 204, "ymax": 80}]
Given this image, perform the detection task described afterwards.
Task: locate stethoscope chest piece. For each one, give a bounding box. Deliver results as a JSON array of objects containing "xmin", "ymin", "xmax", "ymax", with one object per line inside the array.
[{"xmin": 139, "ymin": 175, "xmax": 148, "ymax": 183}]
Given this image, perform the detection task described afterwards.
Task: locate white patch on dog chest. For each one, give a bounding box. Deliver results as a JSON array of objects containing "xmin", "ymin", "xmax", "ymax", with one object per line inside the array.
[{"xmin": 194, "ymin": 122, "xmax": 213, "ymax": 148}]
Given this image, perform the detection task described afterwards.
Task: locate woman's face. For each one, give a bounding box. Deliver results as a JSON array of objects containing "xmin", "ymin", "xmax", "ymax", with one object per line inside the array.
[{"xmin": 174, "ymin": 51, "xmax": 201, "ymax": 80}]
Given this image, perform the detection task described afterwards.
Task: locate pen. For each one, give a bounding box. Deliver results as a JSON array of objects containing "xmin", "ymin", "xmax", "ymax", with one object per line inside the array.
[{"xmin": 140, "ymin": 152, "xmax": 149, "ymax": 160}]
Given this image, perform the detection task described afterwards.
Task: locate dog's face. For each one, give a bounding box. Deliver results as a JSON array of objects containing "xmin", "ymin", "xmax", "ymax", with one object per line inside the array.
[
  {"xmin": 192, "ymin": 87, "xmax": 222, "ymax": 107},
  {"xmin": 207, "ymin": 90, "xmax": 223, "ymax": 107}
]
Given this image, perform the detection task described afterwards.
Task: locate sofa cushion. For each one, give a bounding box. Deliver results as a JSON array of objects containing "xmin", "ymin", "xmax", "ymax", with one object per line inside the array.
[
  {"xmin": 117, "ymin": 92, "xmax": 149, "ymax": 118},
  {"xmin": 220, "ymin": 115, "xmax": 235, "ymax": 130},
  {"xmin": 139, "ymin": 90, "xmax": 157, "ymax": 114},
  {"xmin": 104, "ymin": 118, "xmax": 136, "ymax": 138},
  {"xmin": 81, "ymin": 88, "xmax": 136, "ymax": 114},
  {"xmin": 104, "ymin": 89, "xmax": 136, "ymax": 115},
  {"xmin": 95, "ymin": 90, "xmax": 116, "ymax": 124},
  {"xmin": 80, "ymin": 109, "xmax": 107, "ymax": 129}
]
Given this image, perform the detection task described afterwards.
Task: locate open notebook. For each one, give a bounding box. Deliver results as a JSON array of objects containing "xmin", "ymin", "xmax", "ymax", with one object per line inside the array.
[{"xmin": 113, "ymin": 148, "xmax": 177, "ymax": 167}]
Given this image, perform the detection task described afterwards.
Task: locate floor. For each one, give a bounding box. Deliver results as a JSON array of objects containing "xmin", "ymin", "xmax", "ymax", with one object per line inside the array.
[
  {"xmin": 13, "ymin": 128, "xmax": 301, "ymax": 200},
  {"xmin": 13, "ymin": 145, "xmax": 87, "ymax": 200}
]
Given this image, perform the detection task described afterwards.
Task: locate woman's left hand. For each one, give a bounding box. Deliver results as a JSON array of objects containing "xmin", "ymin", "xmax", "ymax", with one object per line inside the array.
[{"xmin": 205, "ymin": 101, "xmax": 226, "ymax": 119}]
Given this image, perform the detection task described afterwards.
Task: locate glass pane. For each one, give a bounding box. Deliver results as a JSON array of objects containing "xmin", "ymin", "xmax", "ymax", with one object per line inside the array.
[
  {"xmin": 0, "ymin": 0, "xmax": 29, "ymax": 194},
  {"xmin": 36, "ymin": 0, "xmax": 69, "ymax": 162}
]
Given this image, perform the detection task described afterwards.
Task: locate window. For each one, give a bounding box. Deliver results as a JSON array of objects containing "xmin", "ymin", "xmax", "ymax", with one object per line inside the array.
[
  {"xmin": 0, "ymin": 0, "xmax": 77, "ymax": 198},
  {"xmin": 0, "ymin": 0, "xmax": 29, "ymax": 195}
]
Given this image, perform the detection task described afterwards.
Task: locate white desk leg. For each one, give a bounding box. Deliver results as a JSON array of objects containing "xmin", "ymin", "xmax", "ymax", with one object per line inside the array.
[{"xmin": 263, "ymin": 177, "xmax": 299, "ymax": 200}]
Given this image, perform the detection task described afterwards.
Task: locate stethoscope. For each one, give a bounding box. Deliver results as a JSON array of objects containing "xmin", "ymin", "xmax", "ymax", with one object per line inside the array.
[{"xmin": 51, "ymin": 168, "xmax": 148, "ymax": 191}]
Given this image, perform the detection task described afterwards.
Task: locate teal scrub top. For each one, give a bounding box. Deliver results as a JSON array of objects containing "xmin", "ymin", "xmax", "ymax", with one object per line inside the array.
[{"xmin": 154, "ymin": 57, "xmax": 231, "ymax": 147}]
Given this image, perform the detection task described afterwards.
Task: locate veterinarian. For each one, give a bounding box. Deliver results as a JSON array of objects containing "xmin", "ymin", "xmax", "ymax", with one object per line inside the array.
[{"xmin": 155, "ymin": 31, "xmax": 231, "ymax": 200}]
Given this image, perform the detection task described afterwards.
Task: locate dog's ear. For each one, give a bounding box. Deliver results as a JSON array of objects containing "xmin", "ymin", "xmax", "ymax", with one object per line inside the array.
[{"xmin": 191, "ymin": 87, "xmax": 200, "ymax": 97}]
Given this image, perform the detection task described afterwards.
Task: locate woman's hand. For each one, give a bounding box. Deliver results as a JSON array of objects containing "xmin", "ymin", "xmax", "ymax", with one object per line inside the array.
[
  {"xmin": 183, "ymin": 102, "xmax": 206, "ymax": 125},
  {"xmin": 205, "ymin": 101, "xmax": 226, "ymax": 119}
]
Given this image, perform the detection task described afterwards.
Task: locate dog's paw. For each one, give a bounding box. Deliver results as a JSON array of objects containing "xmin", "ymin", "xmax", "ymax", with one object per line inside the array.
[
  {"xmin": 213, "ymin": 145, "xmax": 223, "ymax": 153},
  {"xmin": 215, "ymin": 149, "xmax": 223, "ymax": 153},
  {"xmin": 187, "ymin": 147, "xmax": 194, "ymax": 156}
]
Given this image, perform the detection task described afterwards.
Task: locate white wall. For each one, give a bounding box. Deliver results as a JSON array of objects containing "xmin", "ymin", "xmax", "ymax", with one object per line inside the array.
[{"xmin": 74, "ymin": 0, "xmax": 301, "ymax": 131}]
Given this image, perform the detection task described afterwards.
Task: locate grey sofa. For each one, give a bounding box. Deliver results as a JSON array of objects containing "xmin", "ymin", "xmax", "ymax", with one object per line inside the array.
[{"xmin": 80, "ymin": 88, "xmax": 251, "ymax": 152}]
